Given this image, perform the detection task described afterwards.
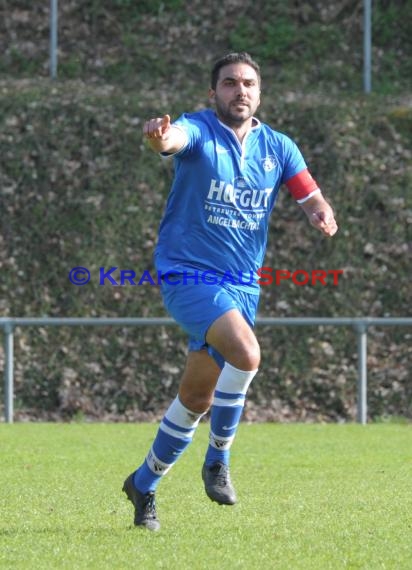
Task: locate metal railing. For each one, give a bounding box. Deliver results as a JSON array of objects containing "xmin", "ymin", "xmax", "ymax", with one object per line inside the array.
[
  {"xmin": 48, "ymin": 0, "xmax": 374, "ymax": 92},
  {"xmin": 1, "ymin": 317, "xmax": 411, "ymax": 424}
]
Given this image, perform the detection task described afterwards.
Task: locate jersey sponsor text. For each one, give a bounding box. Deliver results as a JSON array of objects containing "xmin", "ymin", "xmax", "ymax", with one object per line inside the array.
[{"xmin": 207, "ymin": 178, "xmax": 273, "ymax": 210}]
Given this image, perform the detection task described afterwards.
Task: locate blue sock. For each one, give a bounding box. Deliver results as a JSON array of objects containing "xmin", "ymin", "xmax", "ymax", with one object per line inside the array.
[
  {"xmin": 134, "ymin": 397, "xmax": 204, "ymax": 493},
  {"xmin": 205, "ymin": 362, "xmax": 258, "ymax": 467}
]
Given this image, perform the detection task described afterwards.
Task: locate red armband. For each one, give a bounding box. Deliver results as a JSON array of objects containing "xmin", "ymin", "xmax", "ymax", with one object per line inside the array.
[{"xmin": 285, "ymin": 169, "xmax": 319, "ymax": 202}]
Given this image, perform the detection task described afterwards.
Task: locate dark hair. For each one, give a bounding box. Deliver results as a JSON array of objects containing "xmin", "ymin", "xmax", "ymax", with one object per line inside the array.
[{"xmin": 210, "ymin": 52, "xmax": 261, "ymax": 90}]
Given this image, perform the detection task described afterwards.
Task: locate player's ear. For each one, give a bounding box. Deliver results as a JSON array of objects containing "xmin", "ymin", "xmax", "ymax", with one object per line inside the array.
[{"xmin": 208, "ymin": 88, "xmax": 216, "ymax": 103}]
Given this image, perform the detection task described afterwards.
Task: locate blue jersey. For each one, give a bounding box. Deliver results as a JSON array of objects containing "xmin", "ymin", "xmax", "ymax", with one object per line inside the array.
[{"xmin": 154, "ymin": 108, "xmax": 308, "ymax": 293}]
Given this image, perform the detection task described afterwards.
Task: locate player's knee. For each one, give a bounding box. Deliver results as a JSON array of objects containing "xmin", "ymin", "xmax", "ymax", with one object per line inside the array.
[
  {"xmin": 179, "ymin": 389, "xmax": 213, "ymax": 415},
  {"xmin": 230, "ymin": 341, "xmax": 261, "ymax": 371}
]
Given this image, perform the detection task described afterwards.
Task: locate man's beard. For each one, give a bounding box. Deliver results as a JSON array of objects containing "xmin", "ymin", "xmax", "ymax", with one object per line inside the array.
[{"xmin": 214, "ymin": 98, "xmax": 255, "ymax": 128}]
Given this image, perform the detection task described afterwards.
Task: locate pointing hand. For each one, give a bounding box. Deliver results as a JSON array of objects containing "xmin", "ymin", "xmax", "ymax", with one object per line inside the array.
[{"xmin": 143, "ymin": 114, "xmax": 171, "ymax": 139}]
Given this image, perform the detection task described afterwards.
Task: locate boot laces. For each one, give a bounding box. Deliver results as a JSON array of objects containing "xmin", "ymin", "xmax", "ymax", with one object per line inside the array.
[
  {"xmin": 142, "ymin": 493, "xmax": 157, "ymax": 518},
  {"xmin": 213, "ymin": 463, "xmax": 230, "ymax": 486}
]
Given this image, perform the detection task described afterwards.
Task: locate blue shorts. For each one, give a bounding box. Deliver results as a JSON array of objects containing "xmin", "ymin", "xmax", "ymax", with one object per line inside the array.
[{"xmin": 160, "ymin": 278, "xmax": 260, "ymax": 369}]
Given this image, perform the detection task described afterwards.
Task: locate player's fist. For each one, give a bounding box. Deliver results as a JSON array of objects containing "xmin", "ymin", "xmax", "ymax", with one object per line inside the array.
[{"xmin": 143, "ymin": 114, "xmax": 171, "ymax": 139}]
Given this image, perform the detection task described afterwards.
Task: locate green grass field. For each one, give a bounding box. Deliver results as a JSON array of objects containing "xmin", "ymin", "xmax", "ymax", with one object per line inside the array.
[{"xmin": 1, "ymin": 423, "xmax": 411, "ymax": 569}]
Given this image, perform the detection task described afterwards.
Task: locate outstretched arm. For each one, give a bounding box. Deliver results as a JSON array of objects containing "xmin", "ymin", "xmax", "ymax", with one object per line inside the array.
[
  {"xmin": 143, "ymin": 114, "xmax": 187, "ymax": 154},
  {"xmin": 299, "ymin": 193, "xmax": 338, "ymax": 237}
]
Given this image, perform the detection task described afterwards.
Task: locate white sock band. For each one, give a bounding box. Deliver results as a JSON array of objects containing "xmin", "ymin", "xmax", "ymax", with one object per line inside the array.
[
  {"xmin": 215, "ymin": 361, "xmax": 258, "ymax": 395},
  {"xmin": 158, "ymin": 396, "xmax": 205, "ymax": 441},
  {"xmin": 165, "ymin": 396, "xmax": 204, "ymax": 428}
]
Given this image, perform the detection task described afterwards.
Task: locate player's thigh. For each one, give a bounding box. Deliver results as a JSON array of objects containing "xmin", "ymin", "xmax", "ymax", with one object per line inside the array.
[{"xmin": 206, "ymin": 308, "xmax": 260, "ymax": 370}]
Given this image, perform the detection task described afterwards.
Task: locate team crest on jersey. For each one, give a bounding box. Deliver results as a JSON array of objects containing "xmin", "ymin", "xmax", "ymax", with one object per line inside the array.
[{"xmin": 262, "ymin": 155, "xmax": 278, "ymax": 172}]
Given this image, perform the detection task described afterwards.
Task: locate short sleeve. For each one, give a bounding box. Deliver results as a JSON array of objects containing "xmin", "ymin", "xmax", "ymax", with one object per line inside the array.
[
  {"xmin": 171, "ymin": 113, "xmax": 204, "ymax": 157},
  {"xmin": 280, "ymin": 137, "xmax": 308, "ymax": 184}
]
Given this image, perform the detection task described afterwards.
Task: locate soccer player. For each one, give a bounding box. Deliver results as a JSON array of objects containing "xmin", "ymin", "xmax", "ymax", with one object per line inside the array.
[{"xmin": 123, "ymin": 52, "xmax": 338, "ymax": 531}]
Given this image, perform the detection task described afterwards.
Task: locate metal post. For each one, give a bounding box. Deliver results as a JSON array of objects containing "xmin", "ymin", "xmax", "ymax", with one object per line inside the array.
[
  {"xmin": 50, "ymin": 0, "xmax": 58, "ymax": 80},
  {"xmin": 3, "ymin": 323, "xmax": 14, "ymax": 423},
  {"xmin": 363, "ymin": 0, "xmax": 372, "ymax": 93},
  {"xmin": 356, "ymin": 324, "xmax": 368, "ymax": 424}
]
